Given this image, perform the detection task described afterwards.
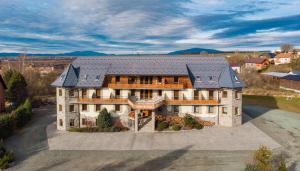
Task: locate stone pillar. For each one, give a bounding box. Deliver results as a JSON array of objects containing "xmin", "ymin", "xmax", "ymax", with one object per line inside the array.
[
  {"xmin": 152, "ymin": 111, "xmax": 155, "ymax": 132},
  {"xmin": 135, "ymin": 110, "xmax": 139, "ymax": 132}
]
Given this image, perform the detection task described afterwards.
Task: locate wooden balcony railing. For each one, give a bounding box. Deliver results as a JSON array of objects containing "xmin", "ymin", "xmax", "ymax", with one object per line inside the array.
[
  {"xmin": 128, "ymin": 96, "xmax": 165, "ymax": 110},
  {"xmin": 165, "ymin": 99, "xmax": 219, "ymax": 105},
  {"xmin": 77, "ymin": 97, "xmax": 128, "ymax": 104},
  {"xmin": 72, "ymin": 96, "xmax": 219, "ymax": 106},
  {"xmin": 108, "ymin": 83, "xmax": 184, "ymax": 89}
]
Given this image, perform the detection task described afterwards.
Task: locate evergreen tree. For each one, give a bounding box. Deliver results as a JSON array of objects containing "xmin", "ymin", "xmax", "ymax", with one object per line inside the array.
[
  {"xmin": 4, "ymin": 70, "xmax": 28, "ymax": 106},
  {"xmin": 97, "ymin": 108, "xmax": 112, "ymax": 128}
]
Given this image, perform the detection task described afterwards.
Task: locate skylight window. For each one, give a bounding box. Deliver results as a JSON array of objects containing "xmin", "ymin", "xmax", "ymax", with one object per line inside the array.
[
  {"xmin": 196, "ymin": 76, "xmax": 201, "ymax": 82},
  {"xmin": 208, "ymin": 76, "xmax": 213, "ymax": 80},
  {"xmin": 84, "ymin": 74, "xmax": 88, "ymax": 80},
  {"xmin": 95, "ymin": 75, "xmax": 100, "ymax": 81}
]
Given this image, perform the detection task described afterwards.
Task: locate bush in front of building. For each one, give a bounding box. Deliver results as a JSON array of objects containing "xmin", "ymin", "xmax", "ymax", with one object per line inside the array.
[
  {"xmin": 0, "ymin": 114, "xmax": 15, "ymax": 139},
  {"xmin": 0, "ymin": 141, "xmax": 14, "ymax": 169},
  {"xmin": 194, "ymin": 122, "xmax": 204, "ymax": 130},
  {"xmin": 183, "ymin": 114, "xmax": 196, "ymax": 128},
  {"xmin": 97, "ymin": 108, "xmax": 112, "ymax": 129},
  {"xmin": 171, "ymin": 124, "xmax": 182, "ymax": 131},
  {"xmin": 157, "ymin": 121, "xmax": 169, "ymax": 131}
]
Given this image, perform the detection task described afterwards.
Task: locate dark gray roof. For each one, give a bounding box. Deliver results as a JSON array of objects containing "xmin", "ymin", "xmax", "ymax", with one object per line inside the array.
[{"xmin": 51, "ymin": 55, "xmax": 244, "ymax": 88}]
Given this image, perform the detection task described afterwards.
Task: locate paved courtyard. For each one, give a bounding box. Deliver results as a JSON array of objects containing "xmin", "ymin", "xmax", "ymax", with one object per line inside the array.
[
  {"xmin": 4, "ymin": 105, "xmax": 300, "ymax": 171},
  {"xmin": 47, "ymin": 118, "xmax": 280, "ymax": 151}
]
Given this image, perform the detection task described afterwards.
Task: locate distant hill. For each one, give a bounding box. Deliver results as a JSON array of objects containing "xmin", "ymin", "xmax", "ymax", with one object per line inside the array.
[
  {"xmin": 0, "ymin": 51, "xmax": 107, "ymax": 57},
  {"xmin": 168, "ymin": 48, "xmax": 223, "ymax": 55}
]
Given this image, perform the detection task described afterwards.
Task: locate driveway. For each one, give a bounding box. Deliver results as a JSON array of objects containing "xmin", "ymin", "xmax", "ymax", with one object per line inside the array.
[
  {"xmin": 47, "ymin": 118, "xmax": 280, "ymax": 151},
  {"xmin": 4, "ymin": 105, "xmax": 300, "ymax": 171}
]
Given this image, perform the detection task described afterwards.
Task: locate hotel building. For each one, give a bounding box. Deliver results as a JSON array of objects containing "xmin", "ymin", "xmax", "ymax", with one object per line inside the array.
[{"xmin": 52, "ymin": 56, "xmax": 244, "ymax": 132}]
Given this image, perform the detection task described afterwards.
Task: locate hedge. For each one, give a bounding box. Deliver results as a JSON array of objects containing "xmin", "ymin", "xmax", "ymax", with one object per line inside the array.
[
  {"xmin": 0, "ymin": 98, "xmax": 32, "ymax": 139},
  {"xmin": 0, "ymin": 114, "xmax": 15, "ymax": 139}
]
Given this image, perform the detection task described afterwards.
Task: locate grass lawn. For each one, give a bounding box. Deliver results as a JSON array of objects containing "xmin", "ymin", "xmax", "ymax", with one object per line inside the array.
[{"xmin": 243, "ymin": 95, "xmax": 300, "ymax": 113}]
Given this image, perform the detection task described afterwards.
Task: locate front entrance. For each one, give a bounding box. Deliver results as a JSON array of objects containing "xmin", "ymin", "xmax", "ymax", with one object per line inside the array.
[{"xmin": 140, "ymin": 90, "xmax": 153, "ymax": 99}]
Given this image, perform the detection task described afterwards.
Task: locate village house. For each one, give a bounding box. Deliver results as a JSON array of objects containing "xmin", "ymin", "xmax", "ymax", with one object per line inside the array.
[
  {"xmin": 274, "ymin": 53, "xmax": 293, "ymax": 65},
  {"xmin": 0, "ymin": 75, "xmax": 7, "ymax": 112},
  {"xmin": 51, "ymin": 56, "xmax": 244, "ymax": 132},
  {"xmin": 244, "ymin": 58, "xmax": 270, "ymax": 70},
  {"xmin": 259, "ymin": 52, "xmax": 276, "ymax": 64},
  {"xmin": 262, "ymin": 71, "xmax": 300, "ymax": 92}
]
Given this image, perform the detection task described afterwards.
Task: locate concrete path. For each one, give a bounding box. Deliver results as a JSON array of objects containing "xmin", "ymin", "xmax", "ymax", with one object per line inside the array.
[{"xmin": 47, "ymin": 118, "xmax": 280, "ymax": 151}]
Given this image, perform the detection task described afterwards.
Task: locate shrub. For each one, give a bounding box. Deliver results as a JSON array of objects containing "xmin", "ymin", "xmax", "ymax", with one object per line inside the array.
[
  {"xmin": 245, "ymin": 145, "xmax": 289, "ymax": 171},
  {"xmin": 194, "ymin": 122, "xmax": 204, "ymax": 130},
  {"xmin": 0, "ymin": 114, "xmax": 15, "ymax": 139},
  {"xmin": 0, "ymin": 141, "xmax": 14, "ymax": 169},
  {"xmin": 183, "ymin": 114, "xmax": 196, "ymax": 127},
  {"xmin": 172, "ymin": 124, "xmax": 181, "ymax": 131},
  {"xmin": 13, "ymin": 99, "xmax": 32, "ymax": 128},
  {"xmin": 157, "ymin": 121, "xmax": 169, "ymax": 131},
  {"xmin": 97, "ymin": 108, "xmax": 112, "ymax": 129}
]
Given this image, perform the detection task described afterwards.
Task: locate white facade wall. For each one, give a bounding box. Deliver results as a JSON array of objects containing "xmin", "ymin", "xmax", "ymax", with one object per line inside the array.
[{"xmin": 56, "ymin": 87, "xmax": 242, "ymax": 130}]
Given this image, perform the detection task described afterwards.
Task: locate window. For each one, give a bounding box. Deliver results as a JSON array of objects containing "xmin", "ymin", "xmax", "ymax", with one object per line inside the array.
[
  {"xmin": 95, "ymin": 89, "xmax": 101, "ymax": 98},
  {"xmin": 82, "ymin": 104, "xmax": 88, "ymax": 111},
  {"xmin": 208, "ymin": 76, "xmax": 213, "ymax": 81},
  {"xmin": 59, "ymin": 119, "xmax": 63, "ymax": 126},
  {"xmin": 59, "ymin": 89, "xmax": 62, "ymax": 96},
  {"xmin": 115, "ymin": 90, "xmax": 120, "ymax": 98},
  {"xmin": 82, "ymin": 89, "xmax": 87, "ymax": 98},
  {"xmin": 235, "ymin": 107, "xmax": 239, "ymax": 115},
  {"xmin": 208, "ymin": 106, "xmax": 214, "ymax": 113},
  {"xmin": 194, "ymin": 90, "xmax": 199, "ymax": 100},
  {"xmin": 235, "ymin": 91, "xmax": 239, "ymax": 99},
  {"xmin": 167, "ymin": 106, "xmax": 172, "ymax": 113},
  {"xmin": 174, "ymin": 90, "xmax": 179, "ymax": 100},
  {"xmin": 59, "ymin": 105, "xmax": 62, "ymax": 112},
  {"xmin": 69, "ymin": 89, "xmax": 74, "ymax": 97},
  {"xmin": 70, "ymin": 119, "xmax": 75, "ymax": 127},
  {"xmin": 209, "ymin": 90, "xmax": 214, "ymax": 100},
  {"xmin": 174, "ymin": 106, "xmax": 179, "ymax": 114},
  {"xmin": 69, "ymin": 105, "xmax": 74, "ymax": 112},
  {"xmin": 82, "ymin": 118, "xmax": 87, "ymax": 125},
  {"xmin": 222, "ymin": 91, "xmax": 228, "ymax": 98},
  {"xmin": 131, "ymin": 90, "xmax": 135, "ymax": 97},
  {"xmin": 194, "ymin": 106, "xmax": 201, "ymax": 113},
  {"xmin": 157, "ymin": 76, "xmax": 162, "ymax": 84},
  {"xmin": 115, "ymin": 76, "xmax": 120, "ymax": 83},
  {"xmin": 158, "ymin": 90, "xmax": 162, "ymax": 96},
  {"xmin": 95, "ymin": 104, "xmax": 101, "ymax": 111},
  {"xmin": 115, "ymin": 104, "xmax": 121, "ymax": 112},
  {"xmin": 128, "ymin": 77, "xmax": 136, "ymax": 84},
  {"xmin": 222, "ymin": 107, "xmax": 228, "ymax": 114},
  {"xmin": 174, "ymin": 76, "xmax": 179, "ymax": 83}
]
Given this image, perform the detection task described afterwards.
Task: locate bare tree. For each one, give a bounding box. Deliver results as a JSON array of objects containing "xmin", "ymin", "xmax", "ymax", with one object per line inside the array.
[{"xmin": 280, "ymin": 44, "xmax": 294, "ymax": 53}]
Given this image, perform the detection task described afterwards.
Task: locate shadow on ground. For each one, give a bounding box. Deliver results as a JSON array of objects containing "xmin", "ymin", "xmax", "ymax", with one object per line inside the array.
[
  {"xmin": 242, "ymin": 95, "xmax": 278, "ymax": 123},
  {"xmin": 97, "ymin": 146, "xmax": 192, "ymax": 171},
  {"xmin": 4, "ymin": 105, "xmax": 56, "ymax": 164}
]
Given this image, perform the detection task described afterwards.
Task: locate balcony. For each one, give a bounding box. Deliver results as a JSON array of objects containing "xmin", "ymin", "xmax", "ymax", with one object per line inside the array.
[
  {"xmin": 76, "ymin": 96, "xmax": 128, "ymax": 104},
  {"xmin": 128, "ymin": 96, "xmax": 165, "ymax": 110},
  {"xmin": 165, "ymin": 97, "xmax": 219, "ymax": 105},
  {"xmin": 108, "ymin": 83, "xmax": 184, "ymax": 89}
]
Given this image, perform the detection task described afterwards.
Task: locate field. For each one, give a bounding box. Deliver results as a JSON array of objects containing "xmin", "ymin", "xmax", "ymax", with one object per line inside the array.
[{"xmin": 243, "ymin": 95, "xmax": 300, "ymax": 113}]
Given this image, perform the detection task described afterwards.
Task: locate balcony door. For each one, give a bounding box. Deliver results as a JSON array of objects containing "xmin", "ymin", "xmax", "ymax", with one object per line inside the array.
[
  {"xmin": 140, "ymin": 90, "xmax": 153, "ymax": 99},
  {"xmin": 209, "ymin": 90, "xmax": 214, "ymax": 100}
]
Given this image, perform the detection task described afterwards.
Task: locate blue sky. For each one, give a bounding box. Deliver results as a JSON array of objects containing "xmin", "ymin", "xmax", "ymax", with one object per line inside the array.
[{"xmin": 0, "ymin": 0, "xmax": 300, "ymax": 54}]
